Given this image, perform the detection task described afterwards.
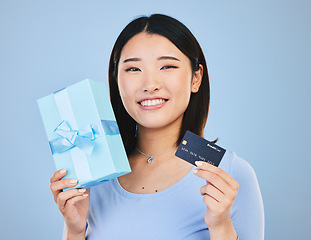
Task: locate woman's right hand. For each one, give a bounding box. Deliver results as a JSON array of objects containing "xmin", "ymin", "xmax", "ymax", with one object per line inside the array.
[{"xmin": 50, "ymin": 169, "xmax": 90, "ymax": 239}]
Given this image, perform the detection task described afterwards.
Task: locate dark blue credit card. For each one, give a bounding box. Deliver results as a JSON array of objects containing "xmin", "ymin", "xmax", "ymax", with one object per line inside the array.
[{"xmin": 175, "ymin": 131, "xmax": 226, "ymax": 167}]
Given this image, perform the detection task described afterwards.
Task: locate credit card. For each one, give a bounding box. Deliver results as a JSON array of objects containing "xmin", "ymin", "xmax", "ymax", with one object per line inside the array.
[{"xmin": 175, "ymin": 130, "xmax": 226, "ymax": 167}]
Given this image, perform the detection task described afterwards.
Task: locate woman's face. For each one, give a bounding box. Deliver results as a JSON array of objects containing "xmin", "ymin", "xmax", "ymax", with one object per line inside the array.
[{"xmin": 117, "ymin": 32, "xmax": 201, "ymax": 130}]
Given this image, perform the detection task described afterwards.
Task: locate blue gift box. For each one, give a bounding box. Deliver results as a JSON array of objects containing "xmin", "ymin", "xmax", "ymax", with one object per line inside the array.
[{"xmin": 37, "ymin": 79, "xmax": 131, "ymax": 189}]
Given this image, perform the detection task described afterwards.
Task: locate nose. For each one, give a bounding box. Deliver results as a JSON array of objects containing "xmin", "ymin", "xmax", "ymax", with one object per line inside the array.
[
  {"xmin": 144, "ymin": 86, "xmax": 159, "ymax": 92},
  {"xmin": 143, "ymin": 72, "xmax": 161, "ymax": 93}
]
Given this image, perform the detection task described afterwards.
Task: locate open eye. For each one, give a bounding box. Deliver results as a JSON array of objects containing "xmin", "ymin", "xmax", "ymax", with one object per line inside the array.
[
  {"xmin": 161, "ymin": 65, "xmax": 178, "ymax": 70},
  {"xmin": 125, "ymin": 67, "xmax": 141, "ymax": 72}
]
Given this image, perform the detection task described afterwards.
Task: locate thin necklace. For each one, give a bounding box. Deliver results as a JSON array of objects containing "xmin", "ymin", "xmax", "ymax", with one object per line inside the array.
[{"xmin": 136, "ymin": 147, "xmax": 176, "ymax": 164}]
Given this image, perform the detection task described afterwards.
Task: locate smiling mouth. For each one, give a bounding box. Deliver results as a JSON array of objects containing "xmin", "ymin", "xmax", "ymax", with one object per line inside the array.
[{"xmin": 139, "ymin": 99, "xmax": 168, "ymax": 107}]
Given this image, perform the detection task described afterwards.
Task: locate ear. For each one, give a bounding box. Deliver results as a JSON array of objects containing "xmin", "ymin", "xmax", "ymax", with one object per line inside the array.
[{"xmin": 191, "ymin": 64, "xmax": 203, "ymax": 93}]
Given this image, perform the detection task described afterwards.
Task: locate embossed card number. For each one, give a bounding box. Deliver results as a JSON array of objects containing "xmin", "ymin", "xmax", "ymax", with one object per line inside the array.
[{"xmin": 175, "ymin": 131, "xmax": 226, "ymax": 167}]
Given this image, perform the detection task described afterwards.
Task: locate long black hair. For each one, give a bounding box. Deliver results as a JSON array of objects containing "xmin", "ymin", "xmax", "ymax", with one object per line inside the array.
[{"xmin": 109, "ymin": 14, "xmax": 210, "ymax": 156}]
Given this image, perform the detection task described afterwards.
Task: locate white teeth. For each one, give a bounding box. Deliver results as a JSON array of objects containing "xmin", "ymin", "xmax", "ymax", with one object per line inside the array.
[{"xmin": 140, "ymin": 99, "xmax": 166, "ymax": 106}]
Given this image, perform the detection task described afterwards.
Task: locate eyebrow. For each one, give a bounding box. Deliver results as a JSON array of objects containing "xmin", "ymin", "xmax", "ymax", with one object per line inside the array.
[
  {"xmin": 123, "ymin": 57, "xmax": 142, "ymax": 63},
  {"xmin": 122, "ymin": 56, "xmax": 180, "ymax": 63},
  {"xmin": 157, "ymin": 56, "xmax": 180, "ymax": 61}
]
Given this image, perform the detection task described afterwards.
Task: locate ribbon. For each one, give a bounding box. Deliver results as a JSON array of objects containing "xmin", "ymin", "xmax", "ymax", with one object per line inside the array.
[{"xmin": 49, "ymin": 120, "xmax": 119, "ymax": 155}]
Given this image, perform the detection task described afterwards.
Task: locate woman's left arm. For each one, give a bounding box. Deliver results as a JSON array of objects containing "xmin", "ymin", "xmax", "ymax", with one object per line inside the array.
[{"xmin": 193, "ymin": 161, "xmax": 239, "ymax": 240}]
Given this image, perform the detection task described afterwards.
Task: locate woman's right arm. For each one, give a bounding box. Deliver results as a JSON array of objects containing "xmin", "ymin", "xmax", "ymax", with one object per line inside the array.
[{"xmin": 50, "ymin": 169, "xmax": 90, "ymax": 240}]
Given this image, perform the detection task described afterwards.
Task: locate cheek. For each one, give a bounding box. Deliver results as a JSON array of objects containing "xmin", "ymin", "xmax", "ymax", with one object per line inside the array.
[
  {"xmin": 174, "ymin": 76, "xmax": 193, "ymax": 112},
  {"xmin": 170, "ymin": 73, "xmax": 192, "ymax": 100},
  {"xmin": 117, "ymin": 76, "xmax": 136, "ymax": 107},
  {"xmin": 178, "ymin": 89, "xmax": 192, "ymax": 111}
]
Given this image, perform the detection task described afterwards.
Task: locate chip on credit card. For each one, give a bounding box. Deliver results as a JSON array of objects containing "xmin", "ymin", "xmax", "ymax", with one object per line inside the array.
[{"xmin": 175, "ymin": 130, "xmax": 226, "ymax": 167}]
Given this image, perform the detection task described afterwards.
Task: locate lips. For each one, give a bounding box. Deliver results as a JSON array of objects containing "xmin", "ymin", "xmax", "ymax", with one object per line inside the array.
[{"xmin": 138, "ymin": 98, "xmax": 168, "ymax": 107}]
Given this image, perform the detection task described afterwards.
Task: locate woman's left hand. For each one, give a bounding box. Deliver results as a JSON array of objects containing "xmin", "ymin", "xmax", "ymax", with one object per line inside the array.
[{"xmin": 193, "ymin": 161, "xmax": 239, "ymax": 238}]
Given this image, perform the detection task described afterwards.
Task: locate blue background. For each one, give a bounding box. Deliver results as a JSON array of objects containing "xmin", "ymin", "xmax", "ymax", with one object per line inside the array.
[{"xmin": 1, "ymin": 0, "xmax": 310, "ymax": 239}]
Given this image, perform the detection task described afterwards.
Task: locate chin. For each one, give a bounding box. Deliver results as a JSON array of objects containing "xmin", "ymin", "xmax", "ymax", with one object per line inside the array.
[
  {"xmin": 137, "ymin": 115, "xmax": 183, "ymax": 130},
  {"xmin": 137, "ymin": 121, "xmax": 166, "ymax": 129}
]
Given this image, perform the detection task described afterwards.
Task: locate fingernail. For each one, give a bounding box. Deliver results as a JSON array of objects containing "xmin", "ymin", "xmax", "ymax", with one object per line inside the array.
[
  {"xmin": 195, "ymin": 161, "xmax": 203, "ymax": 166},
  {"xmin": 82, "ymin": 194, "xmax": 89, "ymax": 197},
  {"xmin": 60, "ymin": 169, "xmax": 66, "ymax": 174},
  {"xmin": 70, "ymin": 179, "xmax": 78, "ymax": 184},
  {"xmin": 192, "ymin": 169, "xmax": 198, "ymax": 174},
  {"xmin": 78, "ymin": 189, "xmax": 86, "ymax": 193}
]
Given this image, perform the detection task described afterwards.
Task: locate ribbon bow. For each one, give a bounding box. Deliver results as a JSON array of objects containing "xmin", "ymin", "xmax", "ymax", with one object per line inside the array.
[{"xmin": 49, "ymin": 121, "xmax": 99, "ymax": 155}]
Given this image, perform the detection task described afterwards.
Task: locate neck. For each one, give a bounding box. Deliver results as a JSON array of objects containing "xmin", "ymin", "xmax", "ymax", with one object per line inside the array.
[{"xmin": 136, "ymin": 118, "xmax": 181, "ymax": 156}]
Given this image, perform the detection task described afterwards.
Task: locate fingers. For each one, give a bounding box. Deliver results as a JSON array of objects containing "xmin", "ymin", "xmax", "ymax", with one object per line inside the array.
[
  {"xmin": 51, "ymin": 178, "xmax": 78, "ymax": 192},
  {"xmin": 195, "ymin": 161, "xmax": 232, "ymax": 185},
  {"xmin": 193, "ymin": 161, "xmax": 239, "ymax": 205},
  {"xmin": 57, "ymin": 188, "xmax": 89, "ymax": 210},
  {"xmin": 202, "ymin": 194, "xmax": 219, "ymax": 209},
  {"xmin": 194, "ymin": 161, "xmax": 239, "ymax": 191},
  {"xmin": 200, "ymin": 183, "xmax": 222, "ymax": 202},
  {"xmin": 50, "ymin": 168, "xmax": 67, "ymax": 183},
  {"xmin": 50, "ymin": 169, "xmax": 89, "ymax": 212},
  {"xmin": 193, "ymin": 168, "xmax": 228, "ymax": 196},
  {"xmin": 50, "ymin": 169, "xmax": 67, "ymax": 201},
  {"xmin": 193, "ymin": 161, "xmax": 239, "ymax": 228},
  {"xmin": 50, "ymin": 169, "xmax": 81, "ymax": 203}
]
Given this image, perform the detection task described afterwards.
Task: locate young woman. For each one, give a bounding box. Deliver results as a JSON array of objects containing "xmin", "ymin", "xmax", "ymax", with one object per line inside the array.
[{"xmin": 50, "ymin": 14, "xmax": 264, "ymax": 240}]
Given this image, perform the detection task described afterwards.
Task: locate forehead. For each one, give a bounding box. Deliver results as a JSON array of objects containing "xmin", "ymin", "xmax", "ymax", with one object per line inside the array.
[{"xmin": 119, "ymin": 32, "xmax": 187, "ymax": 60}]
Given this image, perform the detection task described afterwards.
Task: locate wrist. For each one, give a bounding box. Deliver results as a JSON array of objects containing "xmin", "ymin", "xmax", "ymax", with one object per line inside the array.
[
  {"xmin": 208, "ymin": 219, "xmax": 237, "ymax": 240},
  {"xmin": 66, "ymin": 229, "xmax": 85, "ymax": 240}
]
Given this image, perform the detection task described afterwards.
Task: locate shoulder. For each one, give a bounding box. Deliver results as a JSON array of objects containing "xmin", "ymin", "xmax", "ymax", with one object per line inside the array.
[
  {"xmin": 219, "ymin": 151, "xmax": 258, "ymax": 182},
  {"xmin": 220, "ymin": 151, "xmax": 263, "ymax": 210},
  {"xmin": 219, "ymin": 151, "xmax": 263, "ymax": 199}
]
